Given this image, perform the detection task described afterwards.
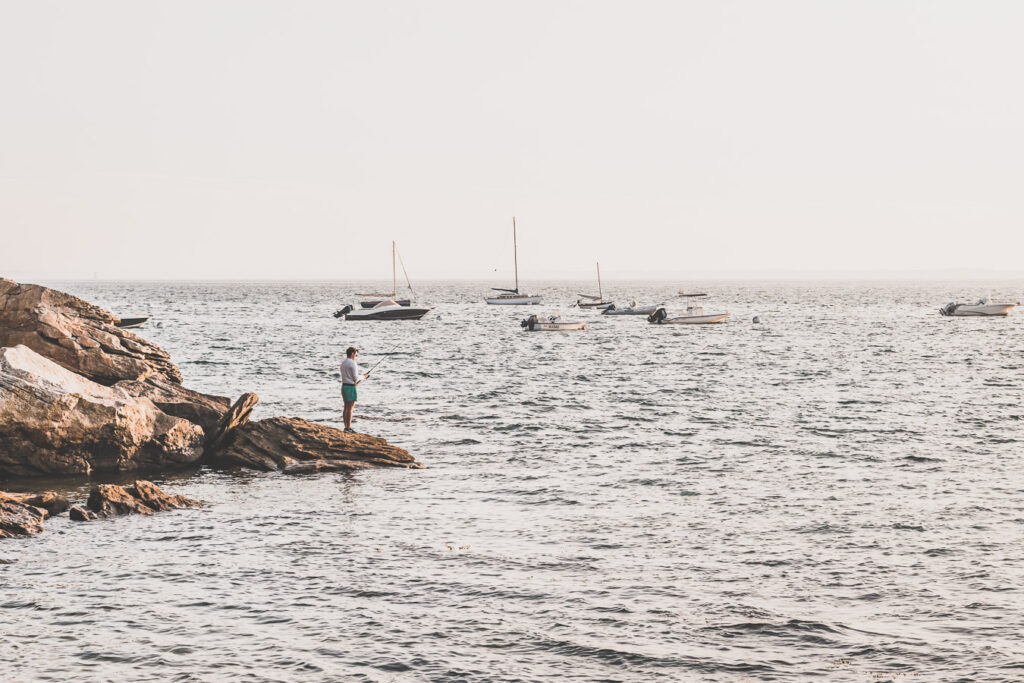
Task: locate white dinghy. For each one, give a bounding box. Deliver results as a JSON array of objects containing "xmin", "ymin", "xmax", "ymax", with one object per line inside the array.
[
  {"xmin": 520, "ymin": 313, "xmax": 586, "ymax": 331},
  {"xmin": 602, "ymin": 301, "xmax": 660, "ymax": 316},
  {"xmin": 576, "ymin": 262, "xmax": 613, "ymax": 309},
  {"xmin": 939, "ymin": 299, "xmax": 1017, "ymax": 317},
  {"xmin": 485, "ymin": 217, "xmax": 542, "ymax": 305},
  {"xmin": 648, "ymin": 294, "xmax": 731, "ymax": 325}
]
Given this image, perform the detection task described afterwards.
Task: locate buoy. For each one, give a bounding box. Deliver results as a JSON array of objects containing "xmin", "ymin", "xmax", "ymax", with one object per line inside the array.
[{"xmin": 752, "ymin": 316, "xmax": 761, "ymax": 324}]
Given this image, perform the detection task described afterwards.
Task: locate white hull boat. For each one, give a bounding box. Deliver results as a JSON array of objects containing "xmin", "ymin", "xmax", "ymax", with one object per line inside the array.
[
  {"xmin": 650, "ymin": 310, "xmax": 731, "ymax": 324},
  {"xmin": 649, "ymin": 293, "xmax": 731, "ymax": 324},
  {"xmin": 602, "ymin": 302, "xmax": 659, "ymax": 316},
  {"xmin": 940, "ymin": 300, "xmax": 1017, "ymax": 317},
  {"xmin": 521, "ymin": 314, "xmax": 585, "ymax": 331},
  {"xmin": 485, "ymin": 294, "xmax": 543, "ymax": 305},
  {"xmin": 486, "ymin": 217, "xmax": 542, "ymax": 305}
]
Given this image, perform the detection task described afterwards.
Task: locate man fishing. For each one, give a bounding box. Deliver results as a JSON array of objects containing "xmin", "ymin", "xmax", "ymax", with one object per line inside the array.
[{"xmin": 340, "ymin": 346, "xmax": 368, "ymax": 433}]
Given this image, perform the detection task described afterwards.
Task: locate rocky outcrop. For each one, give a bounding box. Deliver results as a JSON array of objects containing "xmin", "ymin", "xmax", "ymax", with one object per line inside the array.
[
  {"xmin": 0, "ymin": 279, "xmax": 182, "ymax": 385},
  {"xmin": 0, "ymin": 279, "xmax": 421, "ymax": 482},
  {"xmin": 206, "ymin": 392, "xmax": 259, "ymax": 451},
  {"xmin": 216, "ymin": 416, "xmax": 422, "ymax": 473},
  {"xmin": 69, "ymin": 480, "xmax": 201, "ymax": 521},
  {"xmin": 0, "ymin": 345, "xmax": 204, "ymax": 477},
  {"xmin": 115, "ymin": 375, "xmax": 231, "ymax": 435},
  {"xmin": 0, "ymin": 490, "xmax": 69, "ymax": 538}
]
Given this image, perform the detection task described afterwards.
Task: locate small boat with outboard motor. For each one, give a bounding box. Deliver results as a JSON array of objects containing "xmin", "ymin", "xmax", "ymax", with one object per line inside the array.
[
  {"xmin": 335, "ymin": 299, "xmax": 432, "ymax": 321},
  {"xmin": 576, "ymin": 262, "xmax": 613, "ymax": 309},
  {"xmin": 521, "ymin": 313, "xmax": 586, "ymax": 331},
  {"xmin": 485, "ymin": 217, "xmax": 542, "ymax": 305},
  {"xmin": 648, "ymin": 293, "xmax": 730, "ymax": 325},
  {"xmin": 939, "ymin": 299, "xmax": 1018, "ymax": 317},
  {"xmin": 602, "ymin": 301, "xmax": 659, "ymax": 316}
]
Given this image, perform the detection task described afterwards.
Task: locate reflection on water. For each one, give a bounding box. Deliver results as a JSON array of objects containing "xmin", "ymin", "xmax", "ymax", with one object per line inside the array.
[{"xmin": 3, "ymin": 280, "xmax": 1024, "ymax": 681}]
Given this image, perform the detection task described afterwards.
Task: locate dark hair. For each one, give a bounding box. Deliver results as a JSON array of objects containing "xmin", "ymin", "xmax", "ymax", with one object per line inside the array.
[{"xmin": 346, "ymin": 347, "xmax": 358, "ymax": 358}]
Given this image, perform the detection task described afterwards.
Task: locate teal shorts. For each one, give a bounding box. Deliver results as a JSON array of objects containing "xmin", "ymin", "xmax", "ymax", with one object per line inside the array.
[{"xmin": 342, "ymin": 384, "xmax": 358, "ymax": 403}]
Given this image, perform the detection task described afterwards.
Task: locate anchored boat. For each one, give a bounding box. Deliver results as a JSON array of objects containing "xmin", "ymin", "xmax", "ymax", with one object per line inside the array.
[
  {"xmin": 939, "ymin": 299, "xmax": 1017, "ymax": 317},
  {"xmin": 648, "ymin": 294, "xmax": 730, "ymax": 324},
  {"xmin": 576, "ymin": 262, "xmax": 613, "ymax": 309},
  {"xmin": 521, "ymin": 314, "xmax": 585, "ymax": 331},
  {"xmin": 115, "ymin": 316, "xmax": 149, "ymax": 329},
  {"xmin": 356, "ymin": 241, "xmax": 414, "ymax": 308},
  {"xmin": 485, "ymin": 217, "xmax": 542, "ymax": 305},
  {"xmin": 335, "ymin": 300, "xmax": 432, "ymax": 321},
  {"xmin": 602, "ymin": 301, "xmax": 659, "ymax": 316}
]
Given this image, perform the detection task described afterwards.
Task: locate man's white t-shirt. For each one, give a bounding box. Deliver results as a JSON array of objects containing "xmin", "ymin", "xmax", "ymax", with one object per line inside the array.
[{"xmin": 341, "ymin": 358, "xmax": 360, "ymax": 385}]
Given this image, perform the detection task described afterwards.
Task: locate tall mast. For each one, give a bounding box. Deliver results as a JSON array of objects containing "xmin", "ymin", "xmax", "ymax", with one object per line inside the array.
[
  {"xmin": 597, "ymin": 261, "xmax": 602, "ymax": 300},
  {"xmin": 392, "ymin": 240, "xmax": 396, "ymax": 298},
  {"xmin": 513, "ymin": 216, "xmax": 519, "ymax": 293}
]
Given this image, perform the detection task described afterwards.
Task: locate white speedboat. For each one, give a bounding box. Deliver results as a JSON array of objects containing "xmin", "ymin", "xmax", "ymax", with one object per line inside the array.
[
  {"xmin": 520, "ymin": 314, "xmax": 585, "ymax": 331},
  {"xmin": 335, "ymin": 300, "xmax": 432, "ymax": 321},
  {"xmin": 576, "ymin": 262, "xmax": 613, "ymax": 309},
  {"xmin": 602, "ymin": 301, "xmax": 659, "ymax": 316},
  {"xmin": 485, "ymin": 217, "xmax": 542, "ymax": 305},
  {"xmin": 649, "ymin": 294, "xmax": 730, "ymax": 324},
  {"xmin": 939, "ymin": 299, "xmax": 1017, "ymax": 317}
]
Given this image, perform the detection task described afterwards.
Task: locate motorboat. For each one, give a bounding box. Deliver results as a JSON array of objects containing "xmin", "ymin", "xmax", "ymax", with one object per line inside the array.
[
  {"xmin": 356, "ymin": 241, "xmax": 415, "ymax": 308},
  {"xmin": 939, "ymin": 299, "xmax": 1017, "ymax": 317},
  {"xmin": 648, "ymin": 294, "xmax": 730, "ymax": 324},
  {"xmin": 115, "ymin": 316, "xmax": 149, "ymax": 329},
  {"xmin": 602, "ymin": 301, "xmax": 659, "ymax": 316},
  {"xmin": 576, "ymin": 262, "xmax": 613, "ymax": 309},
  {"xmin": 334, "ymin": 300, "xmax": 431, "ymax": 321},
  {"xmin": 485, "ymin": 217, "xmax": 542, "ymax": 305},
  {"xmin": 520, "ymin": 314, "xmax": 585, "ymax": 331}
]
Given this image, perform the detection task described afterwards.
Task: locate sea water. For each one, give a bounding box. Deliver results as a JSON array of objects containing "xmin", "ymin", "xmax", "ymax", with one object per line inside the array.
[{"xmin": 2, "ymin": 280, "xmax": 1023, "ymax": 681}]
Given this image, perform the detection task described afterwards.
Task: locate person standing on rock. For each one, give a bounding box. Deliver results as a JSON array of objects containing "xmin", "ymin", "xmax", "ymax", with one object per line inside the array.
[{"xmin": 341, "ymin": 346, "xmax": 368, "ymax": 433}]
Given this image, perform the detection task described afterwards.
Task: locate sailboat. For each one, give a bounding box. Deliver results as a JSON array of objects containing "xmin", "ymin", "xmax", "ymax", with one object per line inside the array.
[
  {"xmin": 484, "ymin": 217, "xmax": 542, "ymax": 305},
  {"xmin": 576, "ymin": 262, "xmax": 613, "ymax": 309},
  {"xmin": 356, "ymin": 241, "xmax": 413, "ymax": 308}
]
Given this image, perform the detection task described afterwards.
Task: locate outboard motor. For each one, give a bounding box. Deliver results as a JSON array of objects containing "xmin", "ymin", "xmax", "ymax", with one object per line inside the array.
[
  {"xmin": 648, "ymin": 307, "xmax": 668, "ymax": 324},
  {"xmin": 520, "ymin": 314, "xmax": 538, "ymax": 331},
  {"xmin": 939, "ymin": 302, "xmax": 956, "ymax": 317},
  {"xmin": 333, "ymin": 305, "xmax": 353, "ymax": 319},
  {"xmin": 602, "ymin": 304, "xmax": 616, "ymax": 314}
]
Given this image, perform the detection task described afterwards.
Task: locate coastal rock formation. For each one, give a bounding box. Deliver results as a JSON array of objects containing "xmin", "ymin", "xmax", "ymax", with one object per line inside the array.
[
  {"xmin": 0, "ymin": 490, "xmax": 69, "ymax": 538},
  {"xmin": 0, "ymin": 279, "xmax": 182, "ymax": 385},
  {"xmin": 69, "ymin": 480, "xmax": 201, "ymax": 522},
  {"xmin": 216, "ymin": 416, "xmax": 422, "ymax": 473},
  {"xmin": 0, "ymin": 279, "xmax": 421, "ymax": 484},
  {"xmin": 0, "ymin": 345, "xmax": 204, "ymax": 477}
]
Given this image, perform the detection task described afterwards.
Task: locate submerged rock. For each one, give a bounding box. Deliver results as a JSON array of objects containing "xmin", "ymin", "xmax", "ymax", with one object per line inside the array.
[
  {"xmin": 0, "ymin": 345, "xmax": 204, "ymax": 477},
  {"xmin": 0, "ymin": 279, "xmax": 182, "ymax": 385},
  {"xmin": 0, "ymin": 490, "xmax": 68, "ymax": 538},
  {"xmin": 216, "ymin": 416, "xmax": 422, "ymax": 473},
  {"xmin": 69, "ymin": 480, "xmax": 201, "ymax": 522}
]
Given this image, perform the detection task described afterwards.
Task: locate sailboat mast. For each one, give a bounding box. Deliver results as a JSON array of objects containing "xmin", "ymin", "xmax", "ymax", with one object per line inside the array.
[
  {"xmin": 392, "ymin": 241, "xmax": 396, "ymax": 298},
  {"xmin": 597, "ymin": 261, "xmax": 602, "ymax": 300},
  {"xmin": 513, "ymin": 217, "xmax": 519, "ymax": 293}
]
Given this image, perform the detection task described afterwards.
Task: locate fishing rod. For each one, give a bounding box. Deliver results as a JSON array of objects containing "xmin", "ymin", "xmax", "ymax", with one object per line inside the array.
[{"xmin": 362, "ymin": 342, "xmax": 401, "ymax": 381}]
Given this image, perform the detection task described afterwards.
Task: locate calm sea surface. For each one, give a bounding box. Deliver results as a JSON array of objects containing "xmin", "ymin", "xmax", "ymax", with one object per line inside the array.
[{"xmin": 3, "ymin": 280, "xmax": 1024, "ymax": 682}]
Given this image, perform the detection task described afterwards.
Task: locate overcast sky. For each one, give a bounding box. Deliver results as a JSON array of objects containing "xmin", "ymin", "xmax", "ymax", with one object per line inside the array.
[{"xmin": 1, "ymin": 1, "xmax": 1022, "ymax": 280}]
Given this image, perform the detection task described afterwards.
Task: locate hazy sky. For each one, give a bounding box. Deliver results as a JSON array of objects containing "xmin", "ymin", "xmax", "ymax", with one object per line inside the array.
[{"xmin": 2, "ymin": 1, "xmax": 1022, "ymax": 280}]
